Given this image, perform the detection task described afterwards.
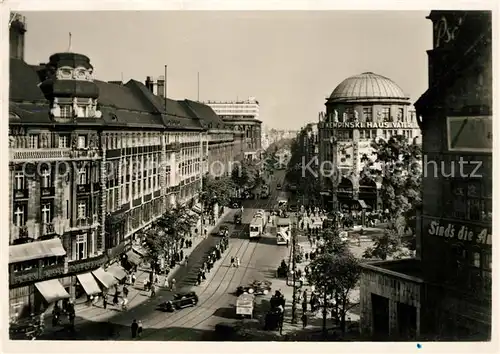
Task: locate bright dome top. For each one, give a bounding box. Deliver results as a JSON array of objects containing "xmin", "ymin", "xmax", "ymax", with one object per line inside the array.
[{"xmin": 328, "ymin": 72, "xmax": 409, "ymax": 103}]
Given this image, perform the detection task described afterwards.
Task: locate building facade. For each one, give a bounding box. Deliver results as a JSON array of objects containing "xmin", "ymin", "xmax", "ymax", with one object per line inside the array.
[
  {"xmin": 318, "ymin": 72, "xmax": 421, "ymax": 212},
  {"xmin": 297, "ymin": 123, "xmax": 319, "ymax": 171},
  {"xmin": 359, "ymin": 11, "xmax": 492, "ymax": 340},
  {"xmin": 204, "ymin": 98, "xmax": 262, "ymax": 160},
  {"xmin": 8, "ymin": 17, "xmax": 239, "ymax": 320}
]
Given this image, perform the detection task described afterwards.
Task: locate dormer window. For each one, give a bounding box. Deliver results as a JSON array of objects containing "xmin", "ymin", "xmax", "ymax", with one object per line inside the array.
[
  {"xmin": 60, "ymin": 105, "xmax": 73, "ymax": 118},
  {"xmin": 75, "ymin": 69, "xmax": 87, "ymax": 80},
  {"xmin": 58, "ymin": 67, "xmax": 73, "ymax": 80}
]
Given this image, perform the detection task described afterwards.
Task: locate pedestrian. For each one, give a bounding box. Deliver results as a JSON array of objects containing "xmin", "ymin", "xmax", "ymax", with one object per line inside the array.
[
  {"xmin": 123, "ymin": 286, "xmax": 129, "ymax": 298},
  {"xmin": 197, "ymin": 272, "xmax": 202, "ymax": 285},
  {"xmin": 171, "ymin": 278, "xmax": 176, "ymax": 291},
  {"xmin": 204, "ymin": 228, "xmax": 208, "ymax": 237},
  {"xmin": 202, "ymin": 270, "xmax": 207, "ymax": 280},
  {"xmin": 122, "ymin": 297, "xmax": 128, "ymax": 310},
  {"xmin": 151, "ymin": 284, "xmax": 156, "ymax": 297},
  {"xmin": 154, "ymin": 274, "xmax": 159, "ymax": 284},
  {"xmin": 164, "ymin": 277, "xmax": 169, "ymax": 289},
  {"xmin": 302, "ymin": 300, "xmax": 307, "ymax": 313},
  {"xmin": 236, "ymin": 257, "xmax": 240, "ymax": 268},
  {"xmin": 137, "ymin": 320, "xmax": 143, "ymax": 338},
  {"xmin": 301, "ymin": 313, "xmax": 308, "ymax": 328},
  {"xmin": 180, "ymin": 249, "xmax": 184, "ymax": 261},
  {"xmin": 113, "ymin": 292, "xmax": 119, "ymax": 306},
  {"xmin": 286, "ymin": 238, "xmax": 289, "ymax": 248},
  {"xmin": 131, "ymin": 319, "xmax": 138, "ymax": 339},
  {"xmin": 103, "ymin": 295, "xmax": 108, "ymax": 309},
  {"xmin": 305, "ymin": 252, "xmax": 309, "ymax": 261},
  {"xmin": 230, "ymin": 256, "xmax": 235, "ymax": 267},
  {"xmin": 143, "ymin": 279, "xmax": 148, "ymax": 291},
  {"xmin": 131, "ymin": 273, "xmax": 136, "ymax": 284}
]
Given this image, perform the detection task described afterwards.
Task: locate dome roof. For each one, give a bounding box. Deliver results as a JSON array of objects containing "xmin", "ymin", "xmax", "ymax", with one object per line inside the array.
[{"xmin": 328, "ymin": 72, "xmax": 409, "ymax": 103}]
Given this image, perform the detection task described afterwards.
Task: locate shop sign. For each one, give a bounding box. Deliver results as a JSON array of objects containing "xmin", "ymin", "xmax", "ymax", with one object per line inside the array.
[
  {"xmin": 325, "ymin": 121, "xmax": 416, "ymax": 129},
  {"xmin": 427, "ymin": 219, "xmax": 491, "ymax": 245}
]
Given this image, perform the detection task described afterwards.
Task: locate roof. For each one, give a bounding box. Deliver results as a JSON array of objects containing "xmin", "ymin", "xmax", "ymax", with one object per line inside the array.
[
  {"xmin": 328, "ymin": 72, "xmax": 409, "ymax": 103},
  {"xmin": 180, "ymin": 99, "xmax": 224, "ymax": 128},
  {"xmin": 9, "ymin": 57, "xmax": 216, "ymax": 130}
]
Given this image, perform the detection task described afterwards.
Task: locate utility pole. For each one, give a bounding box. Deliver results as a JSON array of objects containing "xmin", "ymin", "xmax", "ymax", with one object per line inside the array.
[{"xmin": 291, "ymin": 213, "xmax": 298, "ymax": 324}]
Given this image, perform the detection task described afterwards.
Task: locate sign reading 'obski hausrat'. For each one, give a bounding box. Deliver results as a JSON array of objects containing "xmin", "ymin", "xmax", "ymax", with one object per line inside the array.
[{"xmin": 428, "ymin": 219, "xmax": 491, "ymax": 245}]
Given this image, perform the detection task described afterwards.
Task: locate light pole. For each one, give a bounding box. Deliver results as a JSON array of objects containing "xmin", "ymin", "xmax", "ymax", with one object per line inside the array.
[
  {"xmin": 291, "ymin": 213, "xmax": 298, "ymax": 324},
  {"xmin": 329, "ymin": 135, "xmax": 339, "ymax": 213}
]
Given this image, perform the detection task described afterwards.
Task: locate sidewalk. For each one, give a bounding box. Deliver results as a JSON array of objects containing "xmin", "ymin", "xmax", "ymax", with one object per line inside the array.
[{"xmin": 39, "ymin": 208, "xmax": 235, "ymax": 336}]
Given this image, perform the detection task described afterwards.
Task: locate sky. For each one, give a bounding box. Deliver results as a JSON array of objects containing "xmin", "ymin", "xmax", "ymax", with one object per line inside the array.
[{"xmin": 23, "ymin": 11, "xmax": 432, "ymax": 130}]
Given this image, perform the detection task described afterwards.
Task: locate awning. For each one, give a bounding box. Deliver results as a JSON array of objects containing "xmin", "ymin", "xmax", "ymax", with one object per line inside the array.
[
  {"xmin": 357, "ymin": 200, "xmax": 370, "ymax": 209},
  {"xmin": 126, "ymin": 251, "xmax": 142, "ymax": 265},
  {"xmin": 132, "ymin": 246, "xmax": 148, "ymax": 257},
  {"xmin": 76, "ymin": 273, "xmax": 102, "ymax": 295},
  {"xmin": 106, "ymin": 264, "xmax": 127, "ymax": 280},
  {"xmin": 192, "ymin": 203, "xmax": 202, "ymax": 214},
  {"xmin": 92, "ymin": 267, "xmax": 119, "ymax": 288},
  {"xmin": 35, "ymin": 279, "xmax": 70, "ymax": 304},
  {"xmin": 9, "ymin": 238, "xmax": 66, "ymax": 264}
]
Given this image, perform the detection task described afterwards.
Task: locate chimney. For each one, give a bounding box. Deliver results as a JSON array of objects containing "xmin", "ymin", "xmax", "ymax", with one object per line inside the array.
[
  {"xmin": 157, "ymin": 76, "xmax": 165, "ymax": 98},
  {"xmin": 145, "ymin": 76, "xmax": 154, "ymax": 93},
  {"xmin": 9, "ymin": 13, "xmax": 27, "ymax": 61}
]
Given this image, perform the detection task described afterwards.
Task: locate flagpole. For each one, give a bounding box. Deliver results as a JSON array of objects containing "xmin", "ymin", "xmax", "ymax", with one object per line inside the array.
[
  {"xmin": 68, "ymin": 32, "xmax": 72, "ymax": 52},
  {"xmin": 197, "ymin": 72, "xmax": 200, "ymax": 102}
]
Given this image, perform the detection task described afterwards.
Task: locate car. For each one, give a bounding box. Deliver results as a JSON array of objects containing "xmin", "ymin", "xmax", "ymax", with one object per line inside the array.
[
  {"xmin": 158, "ymin": 292, "xmax": 199, "ymax": 312},
  {"xmin": 230, "ymin": 198, "xmax": 242, "ymax": 209},
  {"xmin": 276, "ymin": 184, "xmax": 282, "ymax": 190},
  {"xmin": 236, "ymin": 280, "xmax": 272, "ymax": 296},
  {"xmin": 216, "ymin": 225, "xmax": 229, "ymax": 237}
]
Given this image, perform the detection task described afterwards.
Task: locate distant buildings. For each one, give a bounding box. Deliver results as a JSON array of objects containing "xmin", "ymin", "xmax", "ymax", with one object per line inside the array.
[
  {"xmin": 359, "ymin": 10, "xmax": 492, "ymax": 340},
  {"xmin": 204, "ymin": 98, "xmax": 262, "ymax": 160},
  {"xmin": 8, "ymin": 14, "xmax": 242, "ymax": 321},
  {"xmin": 318, "ymin": 72, "xmax": 421, "ymax": 211}
]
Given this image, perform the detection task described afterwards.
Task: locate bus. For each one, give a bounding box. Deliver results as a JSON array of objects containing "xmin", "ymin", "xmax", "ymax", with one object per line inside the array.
[
  {"xmin": 249, "ymin": 210, "xmax": 267, "ymax": 239},
  {"xmin": 276, "ymin": 217, "xmax": 291, "ymax": 245}
]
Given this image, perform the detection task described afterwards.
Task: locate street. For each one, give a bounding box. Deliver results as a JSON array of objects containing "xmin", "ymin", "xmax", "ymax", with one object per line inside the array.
[{"xmin": 41, "ymin": 171, "xmax": 290, "ymax": 341}]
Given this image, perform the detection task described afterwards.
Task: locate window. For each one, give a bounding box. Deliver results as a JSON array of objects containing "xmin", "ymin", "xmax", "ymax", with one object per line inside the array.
[
  {"xmin": 76, "ymin": 234, "xmax": 87, "ymax": 260},
  {"xmin": 363, "ymin": 107, "xmax": 372, "ymax": 121},
  {"xmin": 77, "ymin": 135, "xmax": 87, "ymax": 149},
  {"xmin": 381, "ymin": 107, "xmax": 391, "ymax": 122},
  {"xmin": 41, "ymin": 202, "xmax": 52, "ymax": 224},
  {"xmin": 397, "ymin": 108, "xmax": 404, "ymax": 122},
  {"xmin": 77, "ymin": 201, "xmax": 87, "ymax": 220},
  {"xmin": 13, "ymin": 204, "xmax": 26, "ymax": 227},
  {"xmin": 58, "ymin": 134, "xmax": 69, "ymax": 148},
  {"xmin": 41, "ymin": 167, "xmax": 51, "ymax": 188},
  {"xmin": 29, "ymin": 134, "xmax": 39, "ymax": 149},
  {"xmin": 450, "ymin": 180, "xmax": 489, "ymax": 221},
  {"xmin": 14, "ymin": 171, "xmax": 24, "ymax": 190},
  {"xmin": 78, "ymin": 168, "xmax": 87, "ymax": 185},
  {"xmin": 60, "ymin": 105, "xmax": 73, "ymax": 118}
]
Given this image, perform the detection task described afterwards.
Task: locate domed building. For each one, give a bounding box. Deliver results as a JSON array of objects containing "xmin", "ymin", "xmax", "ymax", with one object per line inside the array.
[{"xmin": 318, "ymin": 72, "xmax": 421, "ymax": 212}]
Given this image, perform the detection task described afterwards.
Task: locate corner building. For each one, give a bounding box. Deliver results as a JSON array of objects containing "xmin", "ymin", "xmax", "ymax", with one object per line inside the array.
[
  {"xmin": 318, "ymin": 72, "xmax": 421, "ymax": 212},
  {"xmin": 8, "ymin": 15, "xmax": 239, "ymax": 320},
  {"xmin": 359, "ymin": 11, "xmax": 492, "ymax": 340}
]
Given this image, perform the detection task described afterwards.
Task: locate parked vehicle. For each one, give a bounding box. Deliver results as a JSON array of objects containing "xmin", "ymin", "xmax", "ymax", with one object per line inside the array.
[
  {"xmin": 276, "ymin": 183, "xmax": 282, "ymax": 190},
  {"xmin": 236, "ymin": 293, "xmax": 255, "ymax": 319},
  {"xmin": 230, "ymin": 198, "xmax": 242, "ymax": 209},
  {"xmin": 236, "ymin": 280, "xmax": 272, "ymax": 296},
  {"xmin": 234, "ymin": 212, "xmax": 242, "ymax": 224},
  {"xmin": 158, "ymin": 292, "xmax": 199, "ymax": 312}
]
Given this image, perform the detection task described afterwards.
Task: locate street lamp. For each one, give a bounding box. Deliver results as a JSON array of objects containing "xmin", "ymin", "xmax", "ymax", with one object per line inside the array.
[
  {"xmin": 290, "ymin": 213, "xmax": 298, "ymax": 325},
  {"xmin": 329, "ymin": 135, "xmax": 339, "ymax": 213}
]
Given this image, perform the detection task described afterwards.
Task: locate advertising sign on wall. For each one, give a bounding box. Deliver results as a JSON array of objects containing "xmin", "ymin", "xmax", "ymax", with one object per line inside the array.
[{"xmin": 426, "ymin": 218, "xmax": 491, "ymax": 245}]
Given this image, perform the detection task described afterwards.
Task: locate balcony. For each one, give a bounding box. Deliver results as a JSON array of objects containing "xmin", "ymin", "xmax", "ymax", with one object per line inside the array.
[
  {"xmin": 41, "ymin": 223, "xmax": 56, "ymax": 236},
  {"xmin": 9, "ymin": 263, "xmax": 65, "ymax": 286},
  {"xmin": 69, "ymin": 149, "xmax": 101, "ymax": 160},
  {"xmin": 40, "ymin": 187, "xmax": 55, "ymax": 198},
  {"xmin": 13, "ymin": 189, "xmax": 29, "ymax": 200},
  {"xmin": 76, "ymin": 184, "xmax": 91, "ymax": 194},
  {"xmin": 67, "ymin": 253, "xmax": 108, "ymax": 274},
  {"xmin": 75, "ymin": 217, "xmax": 92, "ymax": 229},
  {"xmin": 17, "ymin": 225, "xmax": 29, "ymax": 238}
]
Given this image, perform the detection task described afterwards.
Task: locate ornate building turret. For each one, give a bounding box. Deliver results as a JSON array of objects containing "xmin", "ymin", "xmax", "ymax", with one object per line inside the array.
[{"xmin": 39, "ymin": 53, "xmax": 102, "ymax": 121}]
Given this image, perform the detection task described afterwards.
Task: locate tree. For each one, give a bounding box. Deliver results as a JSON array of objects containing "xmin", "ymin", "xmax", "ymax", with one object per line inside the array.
[
  {"xmin": 231, "ymin": 159, "xmax": 258, "ymax": 190},
  {"xmin": 307, "ymin": 227, "xmax": 361, "ymax": 337},
  {"xmin": 150, "ymin": 203, "xmax": 198, "ymax": 262},
  {"xmin": 201, "ymin": 175, "xmax": 234, "ymax": 217},
  {"xmin": 361, "ymin": 134, "xmax": 422, "ymax": 260}
]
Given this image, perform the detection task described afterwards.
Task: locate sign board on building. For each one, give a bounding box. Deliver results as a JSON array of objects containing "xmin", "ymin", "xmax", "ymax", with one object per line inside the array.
[
  {"xmin": 447, "ymin": 116, "xmax": 492, "ymax": 153},
  {"xmin": 324, "ymin": 122, "xmax": 417, "ymax": 129},
  {"xmin": 427, "ymin": 218, "xmax": 491, "ymax": 245}
]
